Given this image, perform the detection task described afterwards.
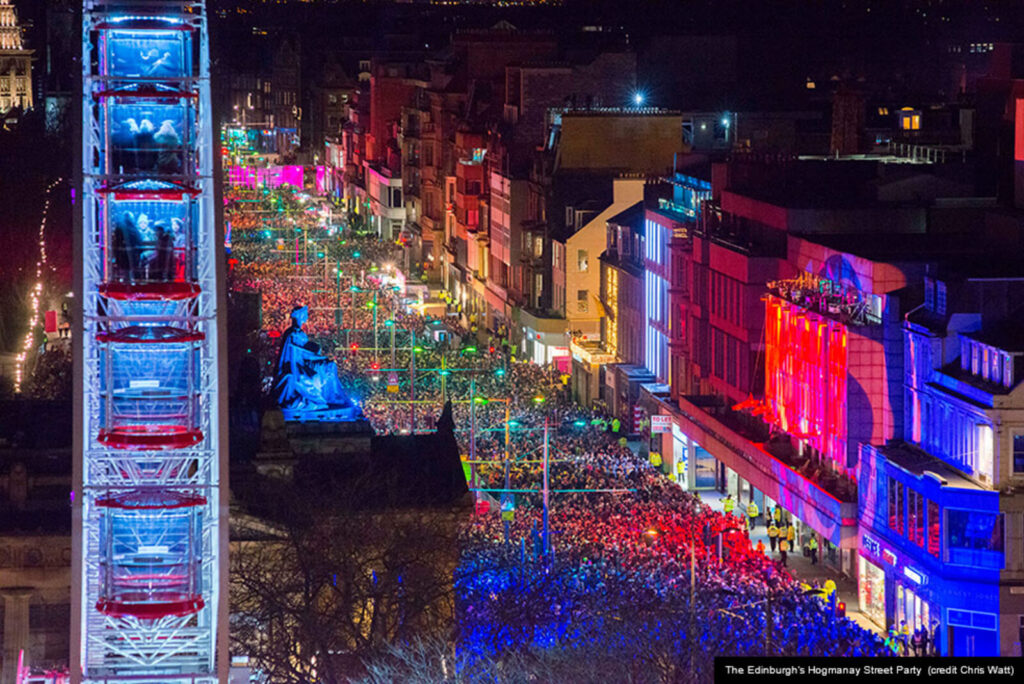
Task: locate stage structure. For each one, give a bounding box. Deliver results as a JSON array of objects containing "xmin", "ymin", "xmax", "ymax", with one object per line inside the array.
[{"xmin": 73, "ymin": 1, "xmax": 227, "ymax": 681}]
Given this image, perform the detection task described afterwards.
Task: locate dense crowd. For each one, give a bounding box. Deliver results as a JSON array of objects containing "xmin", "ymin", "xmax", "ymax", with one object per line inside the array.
[{"xmin": 226, "ymin": 183, "xmax": 893, "ymax": 671}]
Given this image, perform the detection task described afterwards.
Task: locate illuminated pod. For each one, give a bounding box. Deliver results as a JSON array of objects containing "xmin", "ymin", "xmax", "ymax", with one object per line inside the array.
[{"xmin": 74, "ymin": 1, "xmax": 227, "ymax": 682}]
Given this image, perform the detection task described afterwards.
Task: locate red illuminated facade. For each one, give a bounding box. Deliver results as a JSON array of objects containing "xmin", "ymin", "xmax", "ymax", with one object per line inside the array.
[{"xmin": 764, "ymin": 293, "xmax": 849, "ymax": 472}]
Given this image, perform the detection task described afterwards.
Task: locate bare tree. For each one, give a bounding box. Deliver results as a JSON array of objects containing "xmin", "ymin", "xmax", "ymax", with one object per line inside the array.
[{"xmin": 231, "ymin": 476, "xmax": 464, "ymax": 683}]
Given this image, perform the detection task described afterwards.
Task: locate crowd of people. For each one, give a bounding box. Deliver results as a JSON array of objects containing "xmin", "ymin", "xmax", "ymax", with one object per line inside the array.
[{"xmin": 226, "ymin": 182, "xmax": 895, "ymax": 669}]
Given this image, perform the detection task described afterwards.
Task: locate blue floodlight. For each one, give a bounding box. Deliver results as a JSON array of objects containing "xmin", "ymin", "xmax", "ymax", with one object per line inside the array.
[{"xmin": 633, "ymin": 92, "xmax": 645, "ymax": 106}]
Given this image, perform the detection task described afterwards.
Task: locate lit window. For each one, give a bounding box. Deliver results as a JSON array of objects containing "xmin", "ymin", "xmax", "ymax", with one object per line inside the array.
[
  {"xmin": 978, "ymin": 424, "xmax": 993, "ymax": 481},
  {"xmin": 946, "ymin": 509, "xmax": 1004, "ymax": 569}
]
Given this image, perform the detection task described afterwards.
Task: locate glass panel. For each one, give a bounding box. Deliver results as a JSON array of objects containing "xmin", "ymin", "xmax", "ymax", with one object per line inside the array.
[
  {"xmin": 1013, "ymin": 433, "xmax": 1024, "ymax": 473},
  {"xmin": 105, "ymin": 101, "xmax": 194, "ymax": 177},
  {"xmin": 946, "ymin": 509, "xmax": 1004, "ymax": 569},
  {"xmin": 104, "ymin": 30, "xmax": 190, "ymax": 79},
  {"xmin": 99, "ymin": 505, "xmax": 202, "ymax": 615},
  {"xmin": 104, "ymin": 198, "xmax": 197, "ymax": 284},
  {"xmin": 101, "ymin": 343, "xmax": 199, "ymax": 433}
]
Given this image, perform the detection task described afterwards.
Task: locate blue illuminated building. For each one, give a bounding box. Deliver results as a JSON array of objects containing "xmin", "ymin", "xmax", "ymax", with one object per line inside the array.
[
  {"xmin": 858, "ymin": 273, "xmax": 1024, "ymax": 656},
  {"xmin": 643, "ymin": 172, "xmax": 711, "ymax": 385}
]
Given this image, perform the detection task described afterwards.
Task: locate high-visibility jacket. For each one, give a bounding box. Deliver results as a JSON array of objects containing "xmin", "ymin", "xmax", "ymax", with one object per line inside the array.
[
  {"xmin": 774, "ymin": 507, "xmax": 782, "ymax": 522},
  {"xmin": 756, "ymin": 540, "xmax": 765, "ymax": 554},
  {"xmin": 808, "ymin": 537, "xmax": 818, "ymax": 551},
  {"xmin": 611, "ymin": 418, "xmax": 621, "ymax": 433},
  {"xmin": 650, "ymin": 452, "xmax": 663, "ymax": 467},
  {"xmin": 823, "ymin": 579, "xmax": 836, "ymax": 597},
  {"xmin": 767, "ymin": 525, "xmax": 779, "ymax": 538},
  {"xmin": 779, "ymin": 539, "xmax": 790, "ymax": 552},
  {"xmin": 786, "ymin": 525, "xmax": 795, "ymax": 541},
  {"xmin": 900, "ymin": 623, "xmax": 911, "ymax": 637},
  {"xmin": 723, "ymin": 498, "xmax": 735, "ymax": 513},
  {"xmin": 747, "ymin": 502, "xmax": 759, "ymax": 518}
]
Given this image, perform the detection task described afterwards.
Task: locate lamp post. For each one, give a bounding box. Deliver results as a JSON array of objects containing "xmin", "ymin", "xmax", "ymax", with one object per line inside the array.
[
  {"xmin": 372, "ymin": 289, "xmax": 379, "ymax": 366},
  {"xmin": 542, "ymin": 416, "xmax": 550, "ymax": 555}
]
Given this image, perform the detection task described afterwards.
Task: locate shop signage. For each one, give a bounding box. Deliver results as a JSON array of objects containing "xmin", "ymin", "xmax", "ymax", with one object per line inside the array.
[
  {"xmin": 882, "ymin": 549, "xmax": 897, "ymax": 566},
  {"xmin": 861, "ymin": 534, "xmax": 881, "ymax": 558},
  {"xmin": 651, "ymin": 415, "xmax": 672, "ymax": 434},
  {"xmin": 903, "ymin": 567, "xmax": 925, "ymax": 585}
]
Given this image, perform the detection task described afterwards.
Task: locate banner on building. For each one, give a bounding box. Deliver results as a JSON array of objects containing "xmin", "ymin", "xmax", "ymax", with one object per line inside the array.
[{"xmin": 651, "ymin": 415, "xmax": 672, "ymax": 434}]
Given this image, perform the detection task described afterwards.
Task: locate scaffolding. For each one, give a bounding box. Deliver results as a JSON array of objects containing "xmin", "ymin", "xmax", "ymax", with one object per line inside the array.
[{"xmin": 75, "ymin": 2, "xmax": 224, "ymax": 681}]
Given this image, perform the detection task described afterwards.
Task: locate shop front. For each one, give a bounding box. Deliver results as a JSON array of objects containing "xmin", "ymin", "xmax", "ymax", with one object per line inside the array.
[
  {"xmin": 857, "ymin": 528, "xmax": 1000, "ymax": 655},
  {"xmin": 858, "ymin": 554, "xmax": 886, "ymax": 628},
  {"xmin": 667, "ymin": 421, "xmax": 718, "ymax": 490}
]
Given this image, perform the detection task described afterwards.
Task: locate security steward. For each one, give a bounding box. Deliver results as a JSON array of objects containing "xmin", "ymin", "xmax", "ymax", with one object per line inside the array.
[
  {"xmin": 767, "ymin": 521, "xmax": 779, "ymax": 552},
  {"xmin": 746, "ymin": 499, "xmax": 759, "ymax": 530}
]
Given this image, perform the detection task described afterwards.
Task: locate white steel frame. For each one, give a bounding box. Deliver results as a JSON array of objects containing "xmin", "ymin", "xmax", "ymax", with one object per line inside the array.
[{"xmin": 75, "ymin": 2, "xmax": 224, "ymax": 682}]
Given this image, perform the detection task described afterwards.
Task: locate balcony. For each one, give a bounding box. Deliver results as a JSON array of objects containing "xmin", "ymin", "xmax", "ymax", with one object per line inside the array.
[{"xmin": 651, "ymin": 392, "xmax": 858, "ymax": 548}]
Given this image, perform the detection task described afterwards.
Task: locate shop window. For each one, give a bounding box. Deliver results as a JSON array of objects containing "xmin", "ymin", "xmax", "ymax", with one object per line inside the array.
[
  {"xmin": 946, "ymin": 509, "xmax": 1004, "ymax": 570},
  {"xmin": 926, "ymin": 500, "xmax": 940, "ymax": 555},
  {"xmin": 858, "ymin": 556, "xmax": 886, "ymax": 628}
]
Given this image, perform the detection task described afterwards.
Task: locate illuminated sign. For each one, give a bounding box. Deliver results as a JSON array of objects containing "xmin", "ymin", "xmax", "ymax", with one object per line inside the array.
[
  {"xmin": 882, "ymin": 548, "xmax": 898, "ymax": 566},
  {"xmin": 903, "ymin": 567, "xmax": 925, "ymax": 585},
  {"xmin": 861, "ymin": 534, "xmax": 881, "ymax": 558}
]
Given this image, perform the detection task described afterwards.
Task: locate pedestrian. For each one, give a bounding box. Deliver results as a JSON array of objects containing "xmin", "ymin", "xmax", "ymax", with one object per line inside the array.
[
  {"xmin": 650, "ymin": 451, "xmax": 663, "ymax": 471},
  {"xmin": 723, "ymin": 494, "xmax": 735, "ymax": 516},
  {"xmin": 611, "ymin": 417, "xmax": 621, "ymax": 434},
  {"xmin": 746, "ymin": 499, "xmax": 759, "ymax": 530},
  {"xmin": 929, "ymin": 619, "xmax": 940, "ymax": 655},
  {"xmin": 911, "ymin": 626, "xmax": 924, "ymax": 657},
  {"xmin": 755, "ymin": 539, "xmax": 766, "ymax": 555},
  {"xmin": 767, "ymin": 521, "xmax": 779, "ymax": 552},
  {"xmin": 779, "ymin": 537, "xmax": 789, "ymax": 566},
  {"xmin": 786, "ymin": 521, "xmax": 796, "ymax": 547},
  {"xmin": 899, "ymin": 620, "xmax": 910, "ymax": 656},
  {"xmin": 808, "ymin": 535, "xmax": 818, "ymax": 565},
  {"xmin": 773, "ymin": 505, "xmax": 782, "ymax": 524}
]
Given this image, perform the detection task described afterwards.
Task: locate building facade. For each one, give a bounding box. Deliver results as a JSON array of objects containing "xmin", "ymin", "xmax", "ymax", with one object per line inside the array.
[{"xmin": 0, "ymin": 0, "xmax": 33, "ymax": 115}]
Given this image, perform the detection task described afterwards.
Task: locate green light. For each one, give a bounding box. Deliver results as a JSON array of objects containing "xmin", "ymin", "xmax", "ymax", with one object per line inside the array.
[
  {"xmin": 533, "ymin": 396, "xmax": 546, "ymax": 404},
  {"xmin": 353, "ymin": 251, "xmax": 361, "ymax": 258},
  {"xmin": 463, "ymin": 346, "xmax": 477, "ymax": 354},
  {"xmin": 370, "ymin": 266, "xmax": 379, "ymax": 272},
  {"xmin": 440, "ymin": 370, "xmax": 451, "ymax": 377},
  {"xmin": 317, "ymin": 252, "xmax": 324, "ymax": 258},
  {"xmin": 384, "ymin": 319, "xmax": 395, "ymax": 327},
  {"xmin": 495, "ymin": 368, "xmax": 506, "ymax": 377},
  {"xmin": 413, "ymin": 346, "xmax": 423, "ymax": 353},
  {"xmin": 366, "ymin": 302, "xmax": 376, "ymax": 310},
  {"xmin": 473, "ymin": 397, "xmax": 488, "ymax": 405}
]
